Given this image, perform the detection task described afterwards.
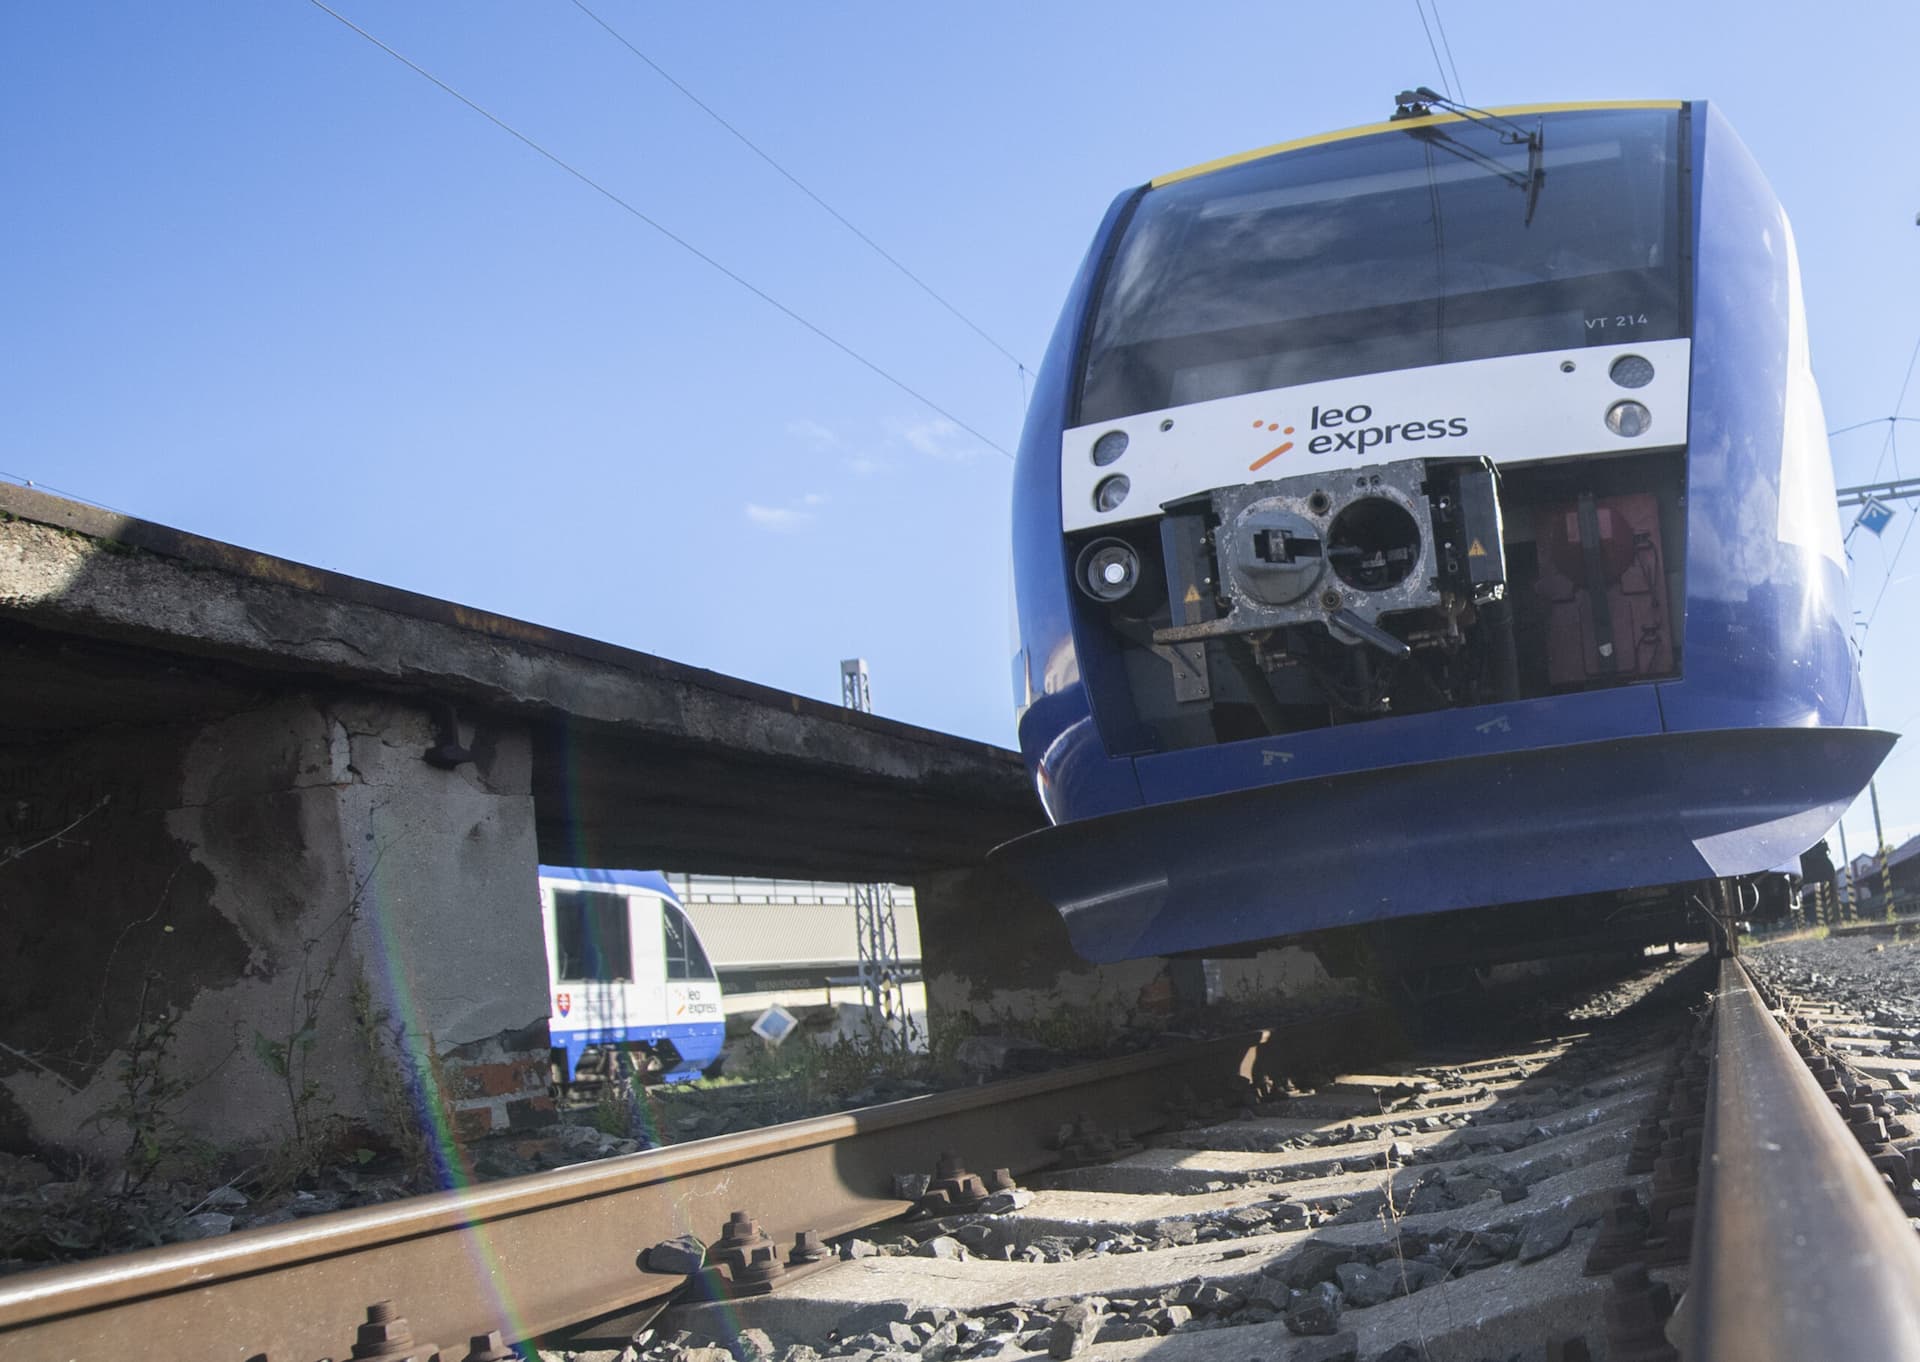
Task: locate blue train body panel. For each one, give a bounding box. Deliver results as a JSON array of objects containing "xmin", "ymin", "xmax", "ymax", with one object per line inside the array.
[
  {"xmin": 550, "ymin": 1020, "xmax": 725, "ymax": 1087},
  {"xmin": 998, "ymin": 100, "xmax": 1892, "ymax": 959}
]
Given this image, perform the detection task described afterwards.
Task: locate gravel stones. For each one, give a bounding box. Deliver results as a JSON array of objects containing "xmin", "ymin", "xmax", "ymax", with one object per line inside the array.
[
  {"xmin": 1333, "ymin": 1260, "xmax": 1395, "ymax": 1307},
  {"xmin": 1093, "ymin": 1317, "xmax": 1156, "ymax": 1342},
  {"xmin": 732, "ymin": 1329, "xmax": 778, "ymax": 1361},
  {"xmin": 1046, "ymin": 1302, "xmax": 1101, "ymax": 1358},
  {"xmin": 636, "ymin": 958, "xmax": 1694, "ymax": 1362},
  {"xmin": 647, "ymin": 1234, "xmax": 708, "ymax": 1274},
  {"xmin": 1442, "ymin": 1172, "xmax": 1495, "ymax": 1203},
  {"xmin": 1518, "ymin": 1208, "xmax": 1575, "ymax": 1262},
  {"xmin": 1266, "ymin": 1198, "xmax": 1311, "ymax": 1229},
  {"xmin": 1275, "ymin": 1238, "xmax": 1361, "ymax": 1288},
  {"xmin": 1141, "ymin": 1304, "xmax": 1192, "ymax": 1333},
  {"xmin": 947, "ymin": 1223, "xmax": 1001, "ymax": 1255},
  {"xmin": 1168, "ymin": 1280, "xmax": 1242, "ymax": 1314},
  {"xmin": 1285, "ymin": 1280, "xmax": 1342, "ymax": 1335},
  {"xmin": 1224, "ymin": 1205, "xmax": 1272, "ymax": 1232},
  {"xmin": 977, "ymin": 1188, "xmax": 1033, "ymax": 1214}
]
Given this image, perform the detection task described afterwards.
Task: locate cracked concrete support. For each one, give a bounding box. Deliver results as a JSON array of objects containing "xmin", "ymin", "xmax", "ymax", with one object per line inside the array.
[{"xmin": 0, "ymin": 694, "xmax": 550, "ymax": 1160}]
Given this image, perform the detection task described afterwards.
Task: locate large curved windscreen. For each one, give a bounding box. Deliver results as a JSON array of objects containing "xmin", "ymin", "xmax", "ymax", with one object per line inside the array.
[{"xmin": 1079, "ymin": 107, "xmax": 1684, "ymax": 425}]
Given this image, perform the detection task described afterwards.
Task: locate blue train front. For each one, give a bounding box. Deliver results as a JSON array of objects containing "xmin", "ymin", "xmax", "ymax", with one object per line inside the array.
[{"xmin": 999, "ymin": 98, "xmax": 1895, "ymax": 963}]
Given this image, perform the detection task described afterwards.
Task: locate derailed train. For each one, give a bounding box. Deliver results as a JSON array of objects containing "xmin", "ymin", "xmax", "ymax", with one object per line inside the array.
[{"xmin": 995, "ymin": 96, "xmax": 1895, "ymax": 963}]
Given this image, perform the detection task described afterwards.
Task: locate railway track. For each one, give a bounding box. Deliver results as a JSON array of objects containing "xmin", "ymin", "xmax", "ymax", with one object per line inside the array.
[
  {"xmin": 0, "ymin": 1011, "xmax": 1397, "ymax": 1362},
  {"xmin": 646, "ymin": 958, "xmax": 1702, "ymax": 1362},
  {"xmin": 6, "ymin": 950, "xmax": 1920, "ymax": 1361}
]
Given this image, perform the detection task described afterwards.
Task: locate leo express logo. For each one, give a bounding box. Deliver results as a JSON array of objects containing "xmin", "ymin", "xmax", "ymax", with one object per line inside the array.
[{"xmin": 1305, "ymin": 402, "xmax": 1468, "ymax": 455}]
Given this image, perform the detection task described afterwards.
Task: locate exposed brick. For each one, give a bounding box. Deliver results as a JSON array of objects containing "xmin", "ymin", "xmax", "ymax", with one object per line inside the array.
[
  {"xmin": 453, "ymin": 1106, "xmax": 495, "ymax": 1141},
  {"xmin": 461, "ymin": 1062, "xmax": 531, "ymax": 1098},
  {"xmin": 507, "ymin": 1095, "xmax": 558, "ymax": 1131}
]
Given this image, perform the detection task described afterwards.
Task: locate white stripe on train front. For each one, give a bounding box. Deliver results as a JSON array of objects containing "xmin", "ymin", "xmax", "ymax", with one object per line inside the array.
[{"xmin": 1062, "ymin": 338, "xmax": 1692, "ymax": 534}]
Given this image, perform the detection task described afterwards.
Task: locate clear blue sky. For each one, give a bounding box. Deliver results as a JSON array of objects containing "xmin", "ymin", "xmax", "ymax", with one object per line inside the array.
[{"xmin": 5, "ymin": 3, "xmax": 1919, "ymax": 858}]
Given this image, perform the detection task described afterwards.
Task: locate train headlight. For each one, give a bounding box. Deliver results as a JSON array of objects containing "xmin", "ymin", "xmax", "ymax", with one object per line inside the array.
[
  {"xmin": 1091, "ymin": 430, "xmax": 1129, "ymax": 466},
  {"xmin": 1609, "ymin": 354, "xmax": 1655, "ymax": 389},
  {"xmin": 1093, "ymin": 474, "xmax": 1131, "ymax": 513},
  {"xmin": 1074, "ymin": 538, "xmax": 1141, "ymax": 602},
  {"xmin": 1605, "ymin": 400, "xmax": 1652, "ymax": 438}
]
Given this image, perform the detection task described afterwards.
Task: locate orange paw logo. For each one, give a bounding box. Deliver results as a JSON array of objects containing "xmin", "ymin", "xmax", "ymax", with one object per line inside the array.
[{"xmin": 1248, "ymin": 418, "xmax": 1295, "ymax": 472}]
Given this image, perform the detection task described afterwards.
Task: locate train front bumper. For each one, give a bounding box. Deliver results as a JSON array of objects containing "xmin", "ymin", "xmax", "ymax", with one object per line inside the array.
[{"xmin": 990, "ymin": 726, "xmax": 1896, "ymax": 962}]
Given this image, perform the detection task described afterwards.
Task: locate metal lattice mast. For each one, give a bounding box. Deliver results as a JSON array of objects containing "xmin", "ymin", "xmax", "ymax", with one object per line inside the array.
[{"xmin": 839, "ymin": 660, "xmax": 918, "ymax": 1051}]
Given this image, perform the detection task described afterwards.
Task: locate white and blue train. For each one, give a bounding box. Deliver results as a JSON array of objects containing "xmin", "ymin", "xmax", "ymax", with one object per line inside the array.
[{"xmin": 539, "ymin": 866, "xmax": 725, "ymax": 1084}]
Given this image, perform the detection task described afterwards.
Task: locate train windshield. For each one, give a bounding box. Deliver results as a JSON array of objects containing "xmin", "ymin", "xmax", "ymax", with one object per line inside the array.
[
  {"xmin": 552, "ymin": 888, "xmax": 634, "ymax": 982},
  {"xmin": 1079, "ymin": 107, "xmax": 1685, "ymax": 424},
  {"xmin": 662, "ymin": 902, "xmax": 715, "ymax": 981}
]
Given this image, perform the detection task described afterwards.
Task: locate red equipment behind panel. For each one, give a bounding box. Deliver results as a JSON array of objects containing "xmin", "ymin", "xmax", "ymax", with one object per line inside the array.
[{"xmin": 1534, "ymin": 493, "xmax": 1673, "ymax": 686}]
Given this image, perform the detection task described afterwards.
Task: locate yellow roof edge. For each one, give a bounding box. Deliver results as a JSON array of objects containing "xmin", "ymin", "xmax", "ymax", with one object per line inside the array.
[{"xmin": 1150, "ymin": 100, "xmax": 1687, "ymax": 189}]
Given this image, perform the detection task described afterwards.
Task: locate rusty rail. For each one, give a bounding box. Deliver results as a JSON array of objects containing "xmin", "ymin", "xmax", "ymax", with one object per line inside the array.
[
  {"xmin": 0, "ymin": 1010, "xmax": 1397, "ymax": 1360},
  {"xmin": 1689, "ymin": 957, "xmax": 1920, "ymax": 1360}
]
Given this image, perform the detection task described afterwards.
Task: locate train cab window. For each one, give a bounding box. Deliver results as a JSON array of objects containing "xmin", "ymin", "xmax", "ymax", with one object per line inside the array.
[
  {"xmin": 1080, "ymin": 106, "xmax": 1685, "ymax": 423},
  {"xmin": 662, "ymin": 903, "xmax": 714, "ymax": 981},
  {"xmin": 552, "ymin": 889, "xmax": 633, "ymax": 982}
]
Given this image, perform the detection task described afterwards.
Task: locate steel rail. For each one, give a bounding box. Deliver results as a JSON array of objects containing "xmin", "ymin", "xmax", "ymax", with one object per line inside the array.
[
  {"xmin": 0, "ymin": 1011, "xmax": 1396, "ymax": 1361},
  {"xmin": 1689, "ymin": 958, "xmax": 1920, "ymax": 1359}
]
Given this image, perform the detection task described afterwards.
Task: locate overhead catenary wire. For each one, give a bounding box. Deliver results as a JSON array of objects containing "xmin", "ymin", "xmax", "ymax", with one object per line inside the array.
[
  {"xmin": 1869, "ymin": 326, "xmax": 1920, "ymax": 482},
  {"xmin": 1843, "ymin": 316, "xmax": 1920, "ymax": 642},
  {"xmin": 1862, "ymin": 493, "xmax": 1914, "ymax": 636},
  {"xmin": 1410, "ymin": 0, "xmax": 1453, "ymax": 101},
  {"xmin": 565, "ymin": 0, "xmax": 1034, "ymax": 377},
  {"xmin": 302, "ymin": 0, "xmax": 1015, "ymax": 461},
  {"xmin": 1830, "ymin": 415, "xmax": 1920, "ymax": 440},
  {"xmin": 1427, "ymin": 0, "xmax": 1466, "ymax": 104}
]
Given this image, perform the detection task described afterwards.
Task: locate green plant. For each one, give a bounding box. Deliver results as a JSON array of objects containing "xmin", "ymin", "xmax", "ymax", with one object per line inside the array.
[
  {"xmin": 252, "ymin": 858, "xmax": 389, "ymax": 1189},
  {"xmin": 81, "ymin": 975, "xmax": 213, "ymax": 1200},
  {"xmin": 922, "ymin": 1008, "xmax": 978, "ymax": 1077},
  {"xmin": 349, "ymin": 976, "xmax": 453, "ymax": 1186},
  {"xmin": 584, "ymin": 1052, "xmax": 657, "ymax": 1140},
  {"xmin": 971, "ymin": 987, "xmax": 1133, "ymax": 1057}
]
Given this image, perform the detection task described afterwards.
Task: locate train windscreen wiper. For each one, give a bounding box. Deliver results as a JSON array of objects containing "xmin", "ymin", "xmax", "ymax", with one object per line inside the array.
[{"xmin": 1393, "ymin": 87, "xmax": 1546, "ymax": 226}]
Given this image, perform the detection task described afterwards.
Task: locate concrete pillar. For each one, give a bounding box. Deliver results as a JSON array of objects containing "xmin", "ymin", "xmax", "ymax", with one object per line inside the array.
[
  {"xmin": 912, "ymin": 863, "xmax": 1364, "ymax": 1037},
  {"xmin": 0, "ymin": 693, "xmax": 550, "ymax": 1163}
]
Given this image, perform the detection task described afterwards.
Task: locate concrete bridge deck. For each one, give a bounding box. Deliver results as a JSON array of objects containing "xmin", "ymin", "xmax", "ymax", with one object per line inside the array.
[
  {"xmin": 0, "ymin": 483, "xmax": 1041, "ymax": 880},
  {"xmin": 0, "ymin": 483, "xmax": 1044, "ymax": 1154}
]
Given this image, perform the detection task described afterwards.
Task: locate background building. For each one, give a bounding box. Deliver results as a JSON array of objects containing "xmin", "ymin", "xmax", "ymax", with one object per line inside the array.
[{"xmin": 667, "ymin": 875, "xmax": 926, "ymax": 1033}]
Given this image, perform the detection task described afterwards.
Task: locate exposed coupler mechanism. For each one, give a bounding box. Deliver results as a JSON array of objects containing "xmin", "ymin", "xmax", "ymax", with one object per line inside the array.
[{"xmin": 1148, "ymin": 457, "xmax": 1506, "ymax": 658}]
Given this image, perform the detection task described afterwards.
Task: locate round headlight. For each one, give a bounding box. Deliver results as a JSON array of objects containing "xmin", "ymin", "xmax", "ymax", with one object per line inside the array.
[
  {"xmin": 1093, "ymin": 474, "xmax": 1131, "ymax": 513},
  {"xmin": 1075, "ymin": 538, "xmax": 1140, "ymax": 602},
  {"xmin": 1609, "ymin": 354, "xmax": 1655, "ymax": 389},
  {"xmin": 1605, "ymin": 400, "xmax": 1652, "ymax": 438},
  {"xmin": 1091, "ymin": 430, "xmax": 1129, "ymax": 466}
]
